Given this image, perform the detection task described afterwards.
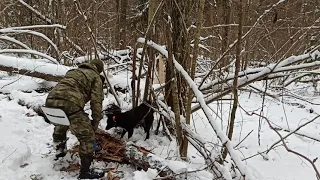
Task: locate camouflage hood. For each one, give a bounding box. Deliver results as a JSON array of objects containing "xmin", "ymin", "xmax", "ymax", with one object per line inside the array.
[{"xmin": 78, "ymin": 63, "xmax": 100, "ymax": 75}]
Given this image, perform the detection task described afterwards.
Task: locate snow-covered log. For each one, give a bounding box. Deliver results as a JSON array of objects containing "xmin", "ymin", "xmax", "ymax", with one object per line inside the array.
[
  {"xmin": 192, "ymin": 50, "xmax": 320, "ymax": 112},
  {"xmin": 0, "ymin": 49, "xmax": 59, "ymax": 64},
  {"xmin": 0, "ymin": 55, "xmax": 70, "ymax": 82},
  {"xmin": 200, "ymin": 50, "xmax": 320, "ymax": 92}
]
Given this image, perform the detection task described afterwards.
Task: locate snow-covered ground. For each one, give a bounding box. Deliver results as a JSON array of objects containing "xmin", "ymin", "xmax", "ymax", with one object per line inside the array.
[{"xmin": 0, "ymin": 69, "xmax": 320, "ymax": 179}]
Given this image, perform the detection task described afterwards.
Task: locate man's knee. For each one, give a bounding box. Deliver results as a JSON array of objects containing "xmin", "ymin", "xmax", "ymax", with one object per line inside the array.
[
  {"xmin": 69, "ymin": 114, "xmax": 95, "ymax": 155},
  {"xmin": 53, "ymin": 125, "xmax": 69, "ymax": 142},
  {"xmin": 73, "ymin": 129, "xmax": 95, "ymax": 155}
]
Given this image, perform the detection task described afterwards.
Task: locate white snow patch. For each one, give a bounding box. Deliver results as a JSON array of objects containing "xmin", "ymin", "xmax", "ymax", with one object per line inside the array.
[{"xmin": 167, "ymin": 160, "xmax": 188, "ymax": 174}]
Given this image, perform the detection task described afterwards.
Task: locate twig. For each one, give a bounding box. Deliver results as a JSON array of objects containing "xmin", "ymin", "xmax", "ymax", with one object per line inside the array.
[
  {"xmin": 153, "ymin": 78, "xmax": 175, "ymax": 92},
  {"xmin": 258, "ymin": 79, "xmax": 268, "ymax": 146},
  {"xmin": 242, "ymin": 144, "xmax": 282, "ymax": 161},
  {"xmin": 234, "ymin": 130, "xmax": 253, "ymax": 149},
  {"xmin": 2, "ymin": 148, "xmax": 17, "ymax": 163},
  {"xmin": 152, "ymin": 164, "xmax": 212, "ymax": 180},
  {"xmin": 266, "ymin": 114, "xmax": 320, "ymax": 154},
  {"xmin": 241, "ymin": 106, "xmax": 320, "ymax": 179},
  {"xmin": 1, "ymin": 65, "xmax": 45, "ymax": 89},
  {"xmin": 248, "ymin": 84, "xmax": 279, "ymax": 100},
  {"xmin": 277, "ymin": 128, "xmax": 320, "ymax": 143}
]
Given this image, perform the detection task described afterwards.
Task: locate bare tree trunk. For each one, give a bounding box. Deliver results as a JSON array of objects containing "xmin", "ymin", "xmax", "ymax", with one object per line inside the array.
[
  {"xmin": 158, "ymin": 54, "xmax": 166, "ymax": 84},
  {"xmin": 132, "ymin": 44, "xmax": 137, "ymax": 108},
  {"xmin": 119, "ymin": 0, "xmax": 127, "ymax": 49},
  {"xmin": 165, "ymin": 11, "xmax": 182, "ymax": 155},
  {"xmin": 142, "ymin": 0, "xmax": 160, "ymax": 101},
  {"xmin": 220, "ymin": 0, "xmax": 232, "ymax": 70},
  {"xmin": 221, "ymin": 0, "xmax": 243, "ymax": 162},
  {"xmin": 181, "ymin": 0, "xmax": 205, "ymax": 160},
  {"xmin": 115, "ymin": 0, "xmax": 120, "ymax": 49},
  {"xmin": 165, "ymin": 0, "xmax": 194, "ymax": 159}
]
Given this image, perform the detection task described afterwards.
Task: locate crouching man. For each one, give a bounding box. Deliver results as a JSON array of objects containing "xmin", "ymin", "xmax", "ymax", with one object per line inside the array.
[{"xmin": 45, "ymin": 59, "xmax": 105, "ymax": 179}]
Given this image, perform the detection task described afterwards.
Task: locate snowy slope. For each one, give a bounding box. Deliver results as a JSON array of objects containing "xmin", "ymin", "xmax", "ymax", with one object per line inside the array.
[
  {"xmin": 189, "ymin": 82, "xmax": 320, "ymax": 180},
  {"xmin": 0, "ymin": 69, "xmax": 320, "ymax": 180}
]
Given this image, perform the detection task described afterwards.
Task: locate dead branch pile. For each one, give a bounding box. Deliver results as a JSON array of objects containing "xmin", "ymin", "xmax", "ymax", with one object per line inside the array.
[
  {"xmin": 94, "ymin": 130, "xmax": 127, "ymax": 163},
  {"xmin": 64, "ymin": 129, "xmax": 175, "ymax": 180}
]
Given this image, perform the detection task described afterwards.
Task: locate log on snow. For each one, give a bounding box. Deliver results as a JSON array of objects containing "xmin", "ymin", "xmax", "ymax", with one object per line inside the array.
[{"xmin": 0, "ymin": 54, "xmax": 71, "ymax": 82}]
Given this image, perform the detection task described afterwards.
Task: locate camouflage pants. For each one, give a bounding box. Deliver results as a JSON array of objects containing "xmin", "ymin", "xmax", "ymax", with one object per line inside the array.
[{"xmin": 45, "ymin": 99, "xmax": 95, "ymax": 156}]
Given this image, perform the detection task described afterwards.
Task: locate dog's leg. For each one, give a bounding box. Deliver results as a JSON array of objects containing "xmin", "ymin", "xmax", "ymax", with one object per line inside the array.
[
  {"xmin": 120, "ymin": 129, "xmax": 127, "ymax": 138},
  {"xmin": 145, "ymin": 118, "xmax": 153, "ymax": 140},
  {"xmin": 127, "ymin": 129, "xmax": 134, "ymax": 139},
  {"xmin": 145, "ymin": 130, "xmax": 150, "ymax": 140}
]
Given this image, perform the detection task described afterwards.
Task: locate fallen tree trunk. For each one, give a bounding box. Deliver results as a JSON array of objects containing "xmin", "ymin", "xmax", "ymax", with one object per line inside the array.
[{"xmin": 0, "ymin": 55, "xmax": 70, "ymax": 82}]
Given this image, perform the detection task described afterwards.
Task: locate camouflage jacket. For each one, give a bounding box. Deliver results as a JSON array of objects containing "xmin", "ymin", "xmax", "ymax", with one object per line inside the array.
[{"xmin": 47, "ymin": 63, "xmax": 104, "ymax": 122}]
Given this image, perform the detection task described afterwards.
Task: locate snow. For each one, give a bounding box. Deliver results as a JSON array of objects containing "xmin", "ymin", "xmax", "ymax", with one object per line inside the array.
[
  {"xmin": 0, "ymin": 24, "xmax": 66, "ymax": 31},
  {"xmin": 0, "ymin": 49, "xmax": 59, "ymax": 64},
  {"xmin": 167, "ymin": 160, "xmax": 187, "ymax": 174},
  {"xmin": 0, "ymin": 73, "xmax": 57, "ymax": 93},
  {"xmin": 0, "ymin": 54, "xmax": 70, "ymax": 76},
  {"xmin": 133, "ymin": 168, "xmax": 158, "ymax": 180},
  {"xmin": 1, "ymin": 52, "xmax": 320, "ymax": 180}
]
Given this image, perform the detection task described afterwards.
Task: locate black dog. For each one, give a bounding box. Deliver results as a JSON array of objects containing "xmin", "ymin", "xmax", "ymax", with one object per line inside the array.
[{"xmin": 105, "ymin": 101, "xmax": 154, "ymax": 140}]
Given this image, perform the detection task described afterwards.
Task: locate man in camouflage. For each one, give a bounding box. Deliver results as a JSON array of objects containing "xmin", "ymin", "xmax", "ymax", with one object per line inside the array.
[{"xmin": 45, "ymin": 59, "xmax": 105, "ymax": 179}]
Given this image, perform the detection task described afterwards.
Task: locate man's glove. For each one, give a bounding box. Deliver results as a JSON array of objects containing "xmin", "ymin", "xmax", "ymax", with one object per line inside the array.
[{"xmin": 91, "ymin": 120, "xmax": 99, "ymax": 131}]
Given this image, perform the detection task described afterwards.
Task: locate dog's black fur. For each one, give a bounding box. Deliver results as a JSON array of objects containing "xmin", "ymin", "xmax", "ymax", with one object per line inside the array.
[{"xmin": 105, "ymin": 101, "xmax": 154, "ymax": 140}]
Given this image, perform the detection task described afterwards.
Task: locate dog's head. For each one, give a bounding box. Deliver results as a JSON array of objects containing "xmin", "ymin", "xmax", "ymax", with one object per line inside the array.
[
  {"xmin": 105, "ymin": 113, "xmax": 117, "ymax": 130},
  {"xmin": 104, "ymin": 104, "xmax": 121, "ymax": 130}
]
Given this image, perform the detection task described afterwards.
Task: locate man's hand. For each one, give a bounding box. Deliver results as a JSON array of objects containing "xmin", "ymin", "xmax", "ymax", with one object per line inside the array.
[{"xmin": 91, "ymin": 120, "xmax": 99, "ymax": 131}]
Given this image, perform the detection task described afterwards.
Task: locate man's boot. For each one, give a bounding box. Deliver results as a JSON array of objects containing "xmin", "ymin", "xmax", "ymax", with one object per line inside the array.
[
  {"xmin": 53, "ymin": 140, "xmax": 67, "ymax": 160},
  {"xmin": 78, "ymin": 154, "xmax": 105, "ymax": 179}
]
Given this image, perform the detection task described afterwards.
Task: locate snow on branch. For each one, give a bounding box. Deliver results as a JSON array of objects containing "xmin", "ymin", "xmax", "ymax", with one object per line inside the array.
[
  {"xmin": 17, "ymin": 0, "xmax": 53, "ymax": 24},
  {"xmin": 0, "ymin": 49, "xmax": 59, "ymax": 64},
  {"xmin": 0, "ymin": 36, "xmax": 31, "ymax": 49},
  {"xmin": 0, "ymin": 55, "xmax": 70, "ymax": 81},
  {"xmin": 0, "ymin": 24, "xmax": 66, "ymax": 31},
  {"xmin": 191, "ymin": 51, "xmax": 320, "ymax": 112},
  {"xmin": 137, "ymin": 37, "xmax": 253, "ymax": 180},
  {"xmin": 199, "ymin": 50, "xmax": 320, "ymax": 93},
  {"xmin": 0, "ymin": 29, "xmax": 59, "ymax": 55},
  {"xmin": 283, "ymin": 69, "xmax": 320, "ymax": 86}
]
